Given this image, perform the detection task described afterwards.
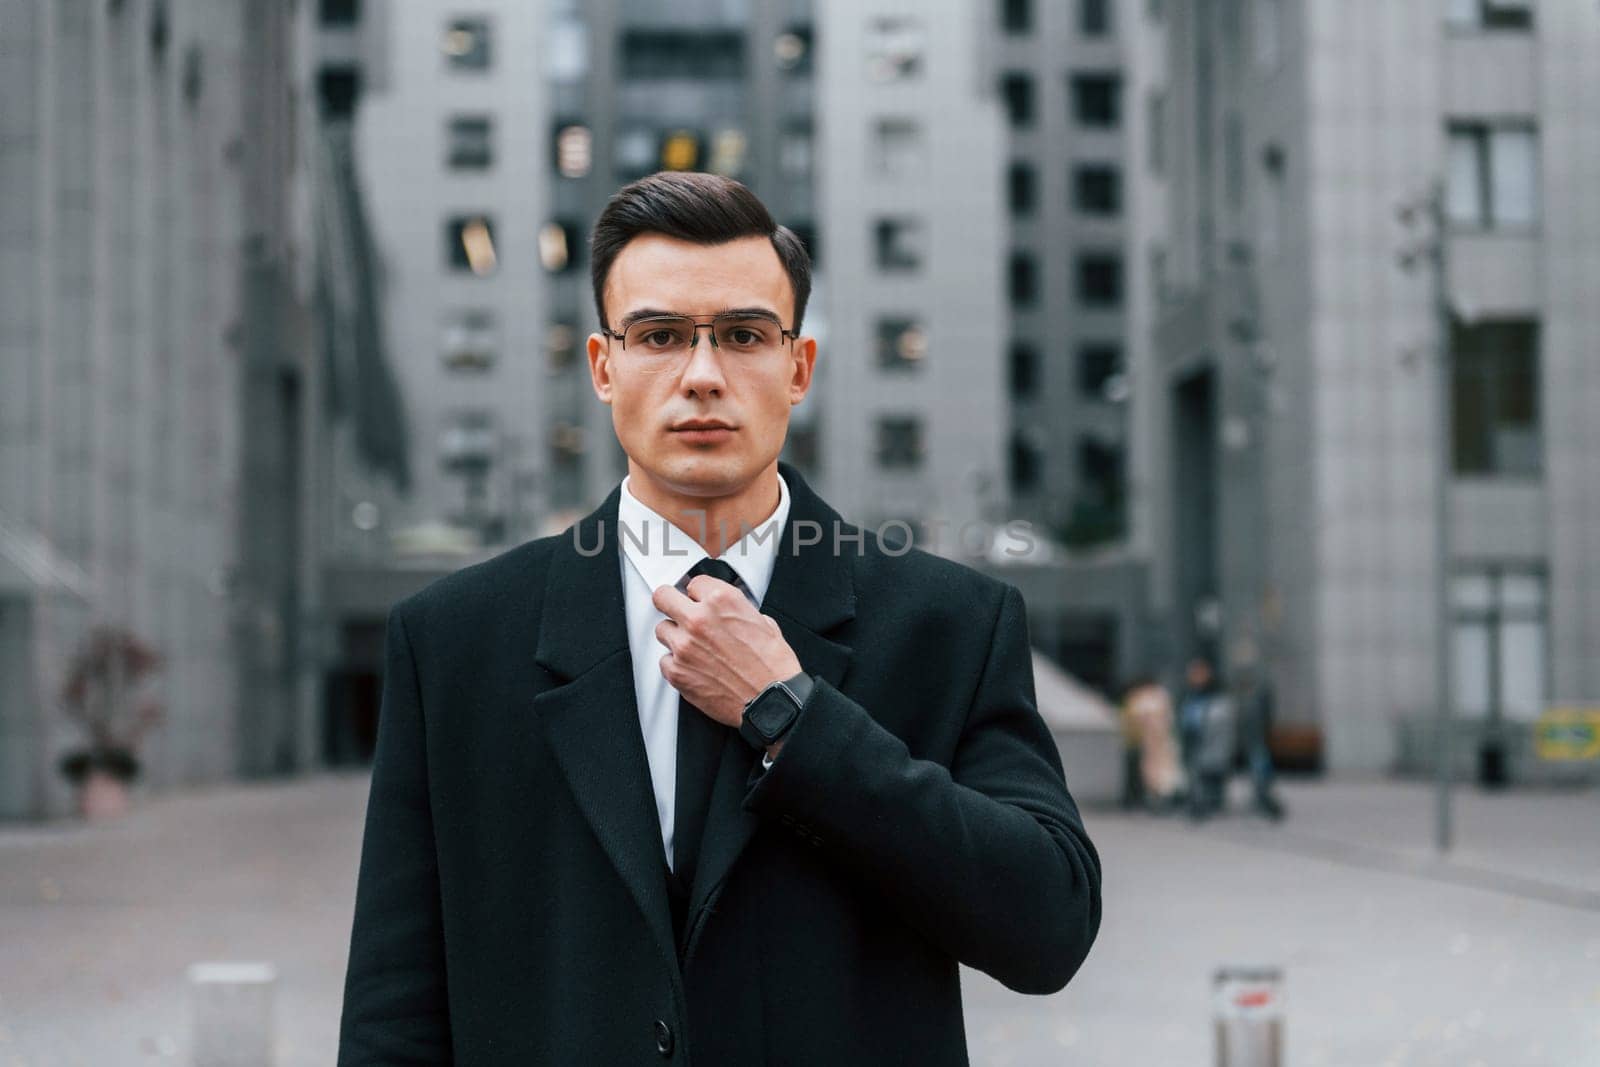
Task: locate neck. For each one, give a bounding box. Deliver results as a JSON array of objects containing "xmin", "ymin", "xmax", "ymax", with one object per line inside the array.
[{"xmin": 627, "ymin": 460, "xmax": 783, "ymax": 558}]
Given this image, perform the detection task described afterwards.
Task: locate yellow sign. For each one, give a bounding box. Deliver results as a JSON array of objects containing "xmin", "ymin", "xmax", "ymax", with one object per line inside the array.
[{"xmin": 1535, "ymin": 707, "xmax": 1600, "ymax": 761}]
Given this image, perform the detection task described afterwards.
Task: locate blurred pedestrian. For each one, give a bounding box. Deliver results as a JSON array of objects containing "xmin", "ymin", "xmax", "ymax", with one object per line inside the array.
[
  {"xmin": 1238, "ymin": 669, "xmax": 1287, "ymax": 821},
  {"xmin": 1117, "ymin": 678, "xmax": 1146, "ymax": 810},
  {"xmin": 1177, "ymin": 656, "xmax": 1233, "ymax": 821},
  {"xmin": 1121, "ymin": 675, "xmax": 1182, "ymax": 810}
]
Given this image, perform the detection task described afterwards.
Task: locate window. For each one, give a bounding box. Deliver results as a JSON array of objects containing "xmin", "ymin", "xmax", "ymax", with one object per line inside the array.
[
  {"xmin": 1071, "ymin": 73, "xmax": 1121, "ymax": 128},
  {"xmin": 318, "ymin": 67, "xmax": 360, "ymax": 119},
  {"xmin": 320, "ymin": 0, "xmax": 359, "ymax": 26},
  {"xmin": 659, "ymin": 128, "xmax": 703, "ymax": 171},
  {"xmin": 1073, "ymin": 164, "xmax": 1121, "ymax": 216},
  {"xmin": 446, "ymin": 215, "xmax": 497, "ymax": 275},
  {"xmin": 709, "ymin": 127, "xmax": 748, "ymax": 177},
  {"xmin": 552, "ymin": 121, "xmax": 592, "ymax": 178},
  {"xmin": 544, "ymin": 320, "xmax": 578, "ymax": 372},
  {"xmin": 622, "ymin": 30, "xmax": 744, "ymax": 79},
  {"xmin": 1147, "ymin": 90, "xmax": 1167, "ymax": 175},
  {"xmin": 440, "ymin": 410, "xmax": 496, "ymax": 476},
  {"xmin": 1009, "ymin": 161, "xmax": 1038, "ymax": 215},
  {"xmin": 876, "ymin": 318, "xmax": 928, "ymax": 371},
  {"xmin": 550, "ymin": 421, "xmax": 585, "ymax": 468},
  {"xmin": 1010, "ymin": 341, "xmax": 1039, "ymax": 399},
  {"xmin": 441, "ymin": 410, "xmax": 501, "ymax": 539},
  {"xmin": 1260, "ymin": 144, "xmax": 1287, "ymax": 255},
  {"xmin": 443, "ymin": 17, "xmax": 492, "ymax": 71},
  {"xmin": 447, "ymin": 115, "xmax": 492, "ymax": 170},
  {"xmin": 1076, "ymin": 253, "xmax": 1123, "ymax": 307},
  {"xmin": 1076, "ymin": 437, "xmax": 1126, "ymax": 532},
  {"xmin": 1010, "ymin": 432, "xmax": 1043, "ymax": 492},
  {"xmin": 1080, "ymin": 0, "xmax": 1112, "ymax": 36},
  {"xmin": 1451, "ymin": 320, "xmax": 1540, "ymax": 476},
  {"xmin": 788, "ymin": 221, "xmax": 819, "ymax": 268},
  {"xmin": 1003, "ymin": 0, "xmax": 1032, "ymax": 33},
  {"xmin": 441, "ymin": 309, "xmax": 497, "ymax": 372},
  {"xmin": 874, "ymin": 218, "xmax": 924, "ymax": 271},
  {"xmin": 1452, "ymin": 567, "xmax": 1547, "ymax": 723},
  {"xmin": 539, "ymin": 220, "xmax": 580, "ymax": 273},
  {"xmin": 1448, "ymin": 123, "xmax": 1538, "ymax": 228},
  {"xmin": 876, "ymin": 417, "xmax": 924, "ymax": 469},
  {"xmin": 1077, "ymin": 344, "xmax": 1121, "ymax": 398},
  {"xmin": 546, "ymin": 15, "xmax": 588, "ymax": 83},
  {"xmin": 1001, "ymin": 72, "xmax": 1035, "ymax": 128},
  {"xmin": 1254, "ymin": 0, "xmax": 1281, "ymax": 68},
  {"xmin": 614, "ymin": 126, "xmax": 656, "ymax": 180},
  {"xmin": 1446, "ymin": 0, "xmax": 1534, "ymax": 31},
  {"xmin": 780, "ymin": 120, "xmax": 814, "ymax": 180},
  {"xmin": 872, "ymin": 118, "xmax": 925, "ymax": 177},
  {"xmin": 1009, "ymin": 252, "xmax": 1039, "ymax": 307},
  {"xmin": 774, "ymin": 25, "xmax": 813, "ymax": 75},
  {"xmin": 866, "ymin": 17, "xmax": 923, "ymax": 82},
  {"xmin": 785, "ymin": 423, "xmax": 820, "ymax": 469}
]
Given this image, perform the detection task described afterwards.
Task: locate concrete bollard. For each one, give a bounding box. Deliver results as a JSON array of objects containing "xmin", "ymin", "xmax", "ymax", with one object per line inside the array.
[
  {"xmin": 187, "ymin": 961, "xmax": 277, "ymax": 1067},
  {"xmin": 1213, "ymin": 966, "xmax": 1283, "ymax": 1067}
]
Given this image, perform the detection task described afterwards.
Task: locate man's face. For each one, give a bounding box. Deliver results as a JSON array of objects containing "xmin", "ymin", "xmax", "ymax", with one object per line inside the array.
[
  {"xmin": 588, "ymin": 233, "xmax": 815, "ymax": 501},
  {"xmin": 1186, "ymin": 659, "xmax": 1212, "ymax": 690}
]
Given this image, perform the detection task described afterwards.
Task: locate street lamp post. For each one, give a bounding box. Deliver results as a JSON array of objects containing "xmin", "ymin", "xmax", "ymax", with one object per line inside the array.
[{"xmin": 1398, "ymin": 180, "xmax": 1456, "ymax": 854}]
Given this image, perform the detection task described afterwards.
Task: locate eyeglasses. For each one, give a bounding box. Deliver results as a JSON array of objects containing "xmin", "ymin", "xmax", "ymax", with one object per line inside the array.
[{"xmin": 603, "ymin": 312, "xmax": 800, "ymax": 358}]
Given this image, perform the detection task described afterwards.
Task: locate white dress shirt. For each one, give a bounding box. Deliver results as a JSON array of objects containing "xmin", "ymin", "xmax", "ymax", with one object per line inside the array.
[{"xmin": 617, "ymin": 470, "xmax": 792, "ymax": 869}]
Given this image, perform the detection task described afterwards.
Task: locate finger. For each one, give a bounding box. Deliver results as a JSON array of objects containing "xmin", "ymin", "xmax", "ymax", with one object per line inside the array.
[
  {"xmin": 652, "ymin": 582, "xmax": 697, "ymax": 620},
  {"xmin": 683, "ymin": 573, "xmax": 740, "ymax": 603},
  {"xmin": 654, "ymin": 618, "xmax": 680, "ymax": 650}
]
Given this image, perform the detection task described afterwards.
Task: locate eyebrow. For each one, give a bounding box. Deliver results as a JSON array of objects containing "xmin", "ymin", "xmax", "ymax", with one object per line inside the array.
[{"xmin": 617, "ymin": 306, "xmax": 785, "ymax": 329}]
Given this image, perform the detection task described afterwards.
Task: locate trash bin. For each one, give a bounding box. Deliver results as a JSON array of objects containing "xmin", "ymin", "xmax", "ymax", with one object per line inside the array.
[{"xmin": 1213, "ymin": 966, "xmax": 1283, "ymax": 1067}]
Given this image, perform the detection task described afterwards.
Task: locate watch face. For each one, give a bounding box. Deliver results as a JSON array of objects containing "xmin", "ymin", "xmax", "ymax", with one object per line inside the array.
[{"xmin": 750, "ymin": 686, "xmax": 799, "ymax": 738}]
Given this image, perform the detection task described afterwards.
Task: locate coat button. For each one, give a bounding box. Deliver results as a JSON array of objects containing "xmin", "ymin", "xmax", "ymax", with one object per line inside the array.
[{"xmin": 654, "ymin": 1019, "xmax": 674, "ymax": 1056}]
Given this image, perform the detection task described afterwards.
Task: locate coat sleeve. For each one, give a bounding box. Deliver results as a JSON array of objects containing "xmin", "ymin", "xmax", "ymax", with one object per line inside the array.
[
  {"xmin": 337, "ymin": 606, "xmax": 454, "ymax": 1064},
  {"xmin": 742, "ymin": 583, "xmax": 1102, "ymax": 995}
]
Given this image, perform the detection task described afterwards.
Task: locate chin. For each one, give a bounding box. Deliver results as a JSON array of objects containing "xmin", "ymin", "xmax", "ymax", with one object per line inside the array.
[{"xmin": 670, "ymin": 453, "xmax": 762, "ymax": 489}]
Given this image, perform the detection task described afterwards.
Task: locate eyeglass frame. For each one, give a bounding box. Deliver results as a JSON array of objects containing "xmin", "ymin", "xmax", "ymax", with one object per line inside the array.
[{"xmin": 600, "ymin": 310, "xmax": 802, "ymax": 353}]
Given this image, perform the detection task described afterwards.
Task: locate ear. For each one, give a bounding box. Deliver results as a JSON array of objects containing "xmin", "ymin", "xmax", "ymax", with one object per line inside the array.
[
  {"xmin": 587, "ymin": 331, "xmax": 614, "ymax": 404},
  {"xmin": 787, "ymin": 335, "xmax": 817, "ymax": 406}
]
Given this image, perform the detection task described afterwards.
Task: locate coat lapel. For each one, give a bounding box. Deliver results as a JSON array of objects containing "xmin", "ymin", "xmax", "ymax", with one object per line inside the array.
[
  {"xmin": 683, "ymin": 461, "xmax": 857, "ymax": 962},
  {"xmin": 531, "ymin": 484, "xmax": 679, "ymax": 972}
]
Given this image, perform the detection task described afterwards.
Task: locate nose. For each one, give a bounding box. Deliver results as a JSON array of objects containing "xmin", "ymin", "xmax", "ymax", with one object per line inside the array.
[{"xmin": 680, "ymin": 324, "xmax": 726, "ymax": 395}]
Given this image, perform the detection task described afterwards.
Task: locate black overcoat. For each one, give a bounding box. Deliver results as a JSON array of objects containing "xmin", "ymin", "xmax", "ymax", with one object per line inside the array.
[{"xmin": 338, "ymin": 461, "xmax": 1101, "ymax": 1065}]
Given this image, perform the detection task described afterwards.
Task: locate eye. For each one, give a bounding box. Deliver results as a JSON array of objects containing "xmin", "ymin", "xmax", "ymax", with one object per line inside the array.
[
  {"xmin": 729, "ymin": 328, "xmax": 762, "ymax": 346},
  {"xmin": 642, "ymin": 329, "xmax": 679, "ymax": 348}
]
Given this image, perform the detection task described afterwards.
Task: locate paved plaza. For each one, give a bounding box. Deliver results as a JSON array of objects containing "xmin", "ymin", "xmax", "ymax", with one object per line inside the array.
[{"xmin": 1, "ymin": 773, "xmax": 1596, "ymax": 1066}]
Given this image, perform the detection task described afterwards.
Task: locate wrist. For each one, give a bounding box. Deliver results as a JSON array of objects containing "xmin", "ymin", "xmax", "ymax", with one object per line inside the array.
[{"xmin": 740, "ymin": 670, "xmax": 813, "ymax": 753}]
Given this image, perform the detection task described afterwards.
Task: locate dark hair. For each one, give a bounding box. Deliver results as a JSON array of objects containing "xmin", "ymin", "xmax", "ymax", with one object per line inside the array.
[{"xmin": 589, "ymin": 171, "xmax": 812, "ymax": 332}]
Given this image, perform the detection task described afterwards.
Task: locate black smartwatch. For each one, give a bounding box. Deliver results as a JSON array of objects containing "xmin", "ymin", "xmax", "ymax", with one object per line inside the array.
[{"xmin": 739, "ymin": 671, "xmax": 814, "ymax": 752}]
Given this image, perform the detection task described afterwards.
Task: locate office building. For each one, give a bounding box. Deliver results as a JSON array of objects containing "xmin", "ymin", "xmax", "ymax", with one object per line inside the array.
[{"xmin": 1150, "ymin": 0, "xmax": 1600, "ymax": 775}]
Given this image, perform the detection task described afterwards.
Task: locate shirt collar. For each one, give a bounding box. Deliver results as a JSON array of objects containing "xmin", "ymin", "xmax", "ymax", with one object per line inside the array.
[{"xmin": 617, "ymin": 470, "xmax": 791, "ymax": 605}]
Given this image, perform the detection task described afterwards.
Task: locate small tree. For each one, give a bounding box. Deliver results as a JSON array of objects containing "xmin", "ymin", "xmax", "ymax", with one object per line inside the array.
[{"xmin": 57, "ymin": 626, "xmax": 165, "ymax": 785}]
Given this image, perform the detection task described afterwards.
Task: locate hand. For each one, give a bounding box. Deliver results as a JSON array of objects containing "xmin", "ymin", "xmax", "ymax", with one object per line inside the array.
[{"xmin": 653, "ymin": 575, "xmax": 802, "ymax": 729}]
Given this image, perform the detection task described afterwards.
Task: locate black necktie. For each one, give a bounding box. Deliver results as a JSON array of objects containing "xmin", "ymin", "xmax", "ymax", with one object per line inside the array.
[{"xmin": 669, "ymin": 557, "xmax": 746, "ymax": 931}]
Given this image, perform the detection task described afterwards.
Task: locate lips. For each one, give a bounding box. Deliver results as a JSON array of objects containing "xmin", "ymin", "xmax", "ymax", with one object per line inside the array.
[
  {"xmin": 671, "ymin": 421, "xmax": 735, "ymax": 432},
  {"xmin": 670, "ymin": 421, "xmax": 736, "ymax": 444}
]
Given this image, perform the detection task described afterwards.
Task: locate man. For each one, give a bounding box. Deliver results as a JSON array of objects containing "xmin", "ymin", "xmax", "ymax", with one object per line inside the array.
[
  {"xmin": 338, "ymin": 172, "xmax": 1101, "ymax": 1065},
  {"xmin": 1177, "ymin": 655, "xmax": 1233, "ymax": 821}
]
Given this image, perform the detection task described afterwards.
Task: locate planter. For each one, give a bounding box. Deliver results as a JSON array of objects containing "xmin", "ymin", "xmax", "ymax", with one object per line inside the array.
[
  {"xmin": 60, "ymin": 748, "xmax": 140, "ymax": 820},
  {"xmin": 78, "ymin": 767, "xmax": 130, "ymax": 820}
]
